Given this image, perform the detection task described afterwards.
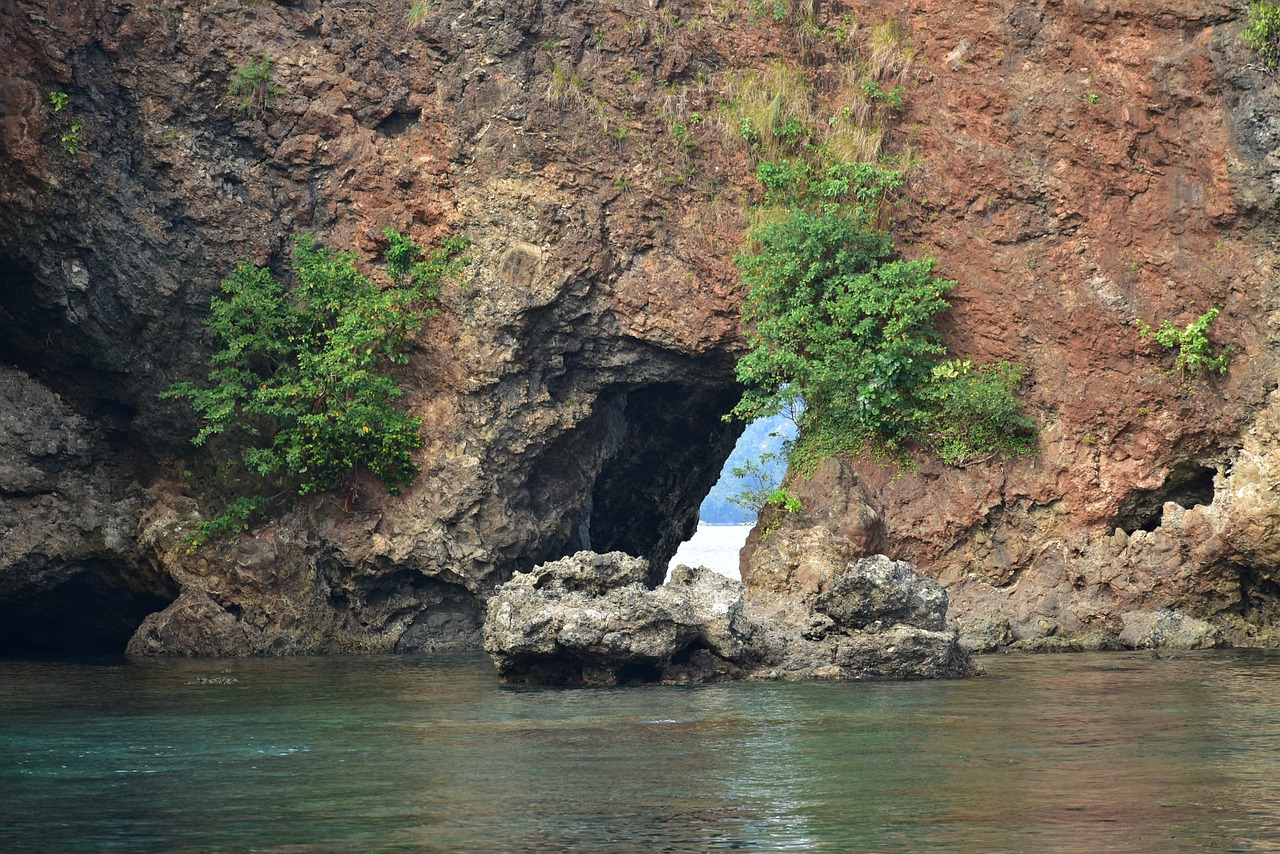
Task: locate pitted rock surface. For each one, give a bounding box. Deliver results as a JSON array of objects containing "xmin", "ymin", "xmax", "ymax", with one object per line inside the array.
[{"xmin": 483, "ymin": 551, "xmax": 979, "ymax": 684}]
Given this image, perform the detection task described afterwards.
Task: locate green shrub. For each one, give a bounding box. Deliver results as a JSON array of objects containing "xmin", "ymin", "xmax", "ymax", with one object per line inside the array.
[
  {"xmin": 166, "ymin": 230, "xmax": 469, "ymax": 542},
  {"xmin": 1244, "ymin": 3, "xmax": 1280, "ymax": 69},
  {"xmin": 229, "ymin": 57, "xmax": 282, "ymax": 118},
  {"xmin": 766, "ymin": 487, "xmax": 803, "ymax": 513},
  {"xmin": 1136, "ymin": 309, "xmax": 1230, "ymax": 381},
  {"xmin": 730, "ymin": 160, "xmax": 1034, "ymax": 469},
  {"xmin": 728, "ymin": 451, "xmax": 786, "ymax": 513},
  {"xmin": 914, "ymin": 360, "xmax": 1036, "ymax": 465}
]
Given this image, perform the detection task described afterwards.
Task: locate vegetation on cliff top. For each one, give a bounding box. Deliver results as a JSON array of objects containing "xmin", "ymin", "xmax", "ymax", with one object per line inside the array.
[
  {"xmin": 166, "ymin": 230, "xmax": 469, "ymax": 545},
  {"xmin": 722, "ymin": 20, "xmax": 1034, "ymax": 470},
  {"xmin": 729, "ymin": 158, "xmax": 1035, "ymax": 469}
]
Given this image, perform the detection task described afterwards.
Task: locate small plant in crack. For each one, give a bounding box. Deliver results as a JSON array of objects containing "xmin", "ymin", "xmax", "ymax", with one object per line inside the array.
[
  {"xmin": 1136, "ymin": 308, "xmax": 1231, "ymax": 381},
  {"xmin": 229, "ymin": 57, "xmax": 283, "ymax": 119},
  {"xmin": 61, "ymin": 122, "xmax": 83, "ymax": 154}
]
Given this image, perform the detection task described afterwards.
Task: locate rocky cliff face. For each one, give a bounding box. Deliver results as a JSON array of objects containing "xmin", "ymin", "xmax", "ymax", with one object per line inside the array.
[
  {"xmin": 746, "ymin": 0, "xmax": 1280, "ymax": 650},
  {"xmin": 2, "ymin": 0, "xmax": 1279, "ymax": 655}
]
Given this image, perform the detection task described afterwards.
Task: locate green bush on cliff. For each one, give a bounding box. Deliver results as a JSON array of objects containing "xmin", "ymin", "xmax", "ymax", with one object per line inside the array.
[
  {"xmin": 1136, "ymin": 309, "xmax": 1230, "ymax": 381},
  {"xmin": 1244, "ymin": 3, "xmax": 1280, "ymax": 69},
  {"xmin": 729, "ymin": 159, "xmax": 1035, "ymax": 468},
  {"xmin": 229, "ymin": 57, "xmax": 282, "ymax": 119},
  {"xmin": 166, "ymin": 230, "xmax": 469, "ymax": 542}
]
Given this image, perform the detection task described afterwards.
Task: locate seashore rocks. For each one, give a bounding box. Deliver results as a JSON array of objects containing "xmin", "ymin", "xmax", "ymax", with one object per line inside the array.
[
  {"xmin": 3, "ymin": 1, "xmax": 1280, "ymax": 657},
  {"xmin": 483, "ymin": 551, "xmax": 980, "ymax": 685},
  {"xmin": 1118, "ymin": 609, "xmax": 1220, "ymax": 651}
]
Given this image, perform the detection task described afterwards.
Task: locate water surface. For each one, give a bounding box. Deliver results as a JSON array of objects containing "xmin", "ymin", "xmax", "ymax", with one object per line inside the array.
[
  {"xmin": 667, "ymin": 522, "xmax": 753, "ymax": 581},
  {"xmin": 2, "ymin": 650, "xmax": 1278, "ymax": 852}
]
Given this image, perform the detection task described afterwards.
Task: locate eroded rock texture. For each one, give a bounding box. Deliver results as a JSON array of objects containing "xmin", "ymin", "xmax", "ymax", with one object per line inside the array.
[
  {"xmin": 1, "ymin": 0, "xmax": 751, "ymax": 653},
  {"xmin": 2, "ymin": 0, "xmax": 1280, "ymax": 654},
  {"xmin": 483, "ymin": 551, "xmax": 978, "ymax": 684},
  {"xmin": 746, "ymin": 1, "xmax": 1280, "ymax": 651}
]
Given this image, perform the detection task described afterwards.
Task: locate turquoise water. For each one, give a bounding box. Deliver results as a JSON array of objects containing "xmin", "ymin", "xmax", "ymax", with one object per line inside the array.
[{"xmin": 2, "ymin": 650, "xmax": 1278, "ymax": 852}]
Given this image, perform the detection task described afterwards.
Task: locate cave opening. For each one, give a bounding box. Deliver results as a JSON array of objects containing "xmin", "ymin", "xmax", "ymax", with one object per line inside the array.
[
  {"xmin": 583, "ymin": 381, "xmax": 744, "ymax": 585},
  {"xmin": 1114, "ymin": 462, "xmax": 1217, "ymax": 534},
  {"xmin": 665, "ymin": 414, "xmax": 796, "ymax": 582},
  {"xmin": 0, "ymin": 559, "xmax": 177, "ymax": 656}
]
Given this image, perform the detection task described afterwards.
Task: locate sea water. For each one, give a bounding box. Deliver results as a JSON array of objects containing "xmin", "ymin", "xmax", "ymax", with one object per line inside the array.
[
  {"xmin": 667, "ymin": 522, "xmax": 753, "ymax": 581},
  {"xmin": 2, "ymin": 650, "xmax": 1279, "ymax": 852}
]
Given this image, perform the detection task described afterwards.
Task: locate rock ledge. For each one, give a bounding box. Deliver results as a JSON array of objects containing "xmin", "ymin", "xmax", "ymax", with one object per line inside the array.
[{"xmin": 483, "ymin": 551, "xmax": 980, "ymax": 685}]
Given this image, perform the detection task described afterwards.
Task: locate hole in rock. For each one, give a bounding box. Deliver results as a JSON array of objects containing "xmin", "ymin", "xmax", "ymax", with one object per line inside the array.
[
  {"xmin": 615, "ymin": 660, "xmax": 664, "ymax": 684},
  {"xmin": 0, "ymin": 559, "xmax": 177, "ymax": 655},
  {"xmin": 375, "ymin": 110, "xmax": 419, "ymax": 137},
  {"xmin": 1114, "ymin": 462, "xmax": 1217, "ymax": 534},
  {"xmin": 665, "ymin": 414, "xmax": 796, "ymax": 582},
  {"xmin": 582, "ymin": 381, "xmax": 744, "ymax": 584}
]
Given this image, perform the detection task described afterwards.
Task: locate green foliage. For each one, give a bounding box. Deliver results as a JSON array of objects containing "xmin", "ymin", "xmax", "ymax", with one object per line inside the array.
[
  {"xmin": 754, "ymin": 158, "xmax": 901, "ymax": 214},
  {"xmin": 773, "ymin": 114, "xmax": 808, "ymax": 147},
  {"xmin": 185, "ymin": 495, "xmax": 271, "ymax": 550},
  {"xmin": 730, "ymin": 160, "xmax": 1034, "ymax": 469},
  {"xmin": 766, "ymin": 486, "xmax": 802, "ymax": 513},
  {"xmin": 728, "ymin": 451, "xmax": 785, "ymax": 513},
  {"xmin": 860, "ymin": 80, "xmax": 904, "ymax": 110},
  {"xmin": 406, "ymin": 1, "xmax": 432, "ymax": 25},
  {"xmin": 166, "ymin": 230, "xmax": 469, "ymax": 541},
  {"xmin": 60, "ymin": 122, "xmax": 83, "ymax": 154},
  {"xmin": 914, "ymin": 360, "xmax": 1037, "ymax": 465},
  {"xmin": 229, "ymin": 57, "xmax": 282, "ymax": 119},
  {"xmin": 1244, "ymin": 2, "xmax": 1280, "ymax": 69},
  {"xmin": 1136, "ymin": 309, "xmax": 1230, "ymax": 380},
  {"xmin": 48, "ymin": 91, "xmax": 68, "ymax": 111},
  {"xmin": 757, "ymin": 485, "xmax": 802, "ymax": 540}
]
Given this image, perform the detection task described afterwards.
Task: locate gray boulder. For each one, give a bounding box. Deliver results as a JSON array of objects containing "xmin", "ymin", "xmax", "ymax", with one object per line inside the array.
[
  {"xmin": 833, "ymin": 625, "xmax": 980, "ymax": 680},
  {"xmin": 814, "ymin": 555, "xmax": 948, "ymax": 631},
  {"xmin": 483, "ymin": 550, "xmax": 981, "ymax": 685},
  {"xmin": 1118, "ymin": 609, "xmax": 1220, "ymax": 650},
  {"xmin": 956, "ymin": 613, "xmax": 1015, "ymax": 653},
  {"xmin": 483, "ymin": 552, "xmax": 753, "ymax": 684}
]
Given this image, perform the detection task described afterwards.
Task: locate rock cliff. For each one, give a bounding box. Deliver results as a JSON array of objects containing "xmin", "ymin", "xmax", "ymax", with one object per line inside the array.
[
  {"xmin": 745, "ymin": 0, "xmax": 1280, "ymax": 651},
  {"xmin": 2, "ymin": 0, "xmax": 1279, "ymax": 654}
]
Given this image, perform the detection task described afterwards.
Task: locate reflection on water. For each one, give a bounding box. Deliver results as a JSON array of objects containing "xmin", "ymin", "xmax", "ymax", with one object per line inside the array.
[{"xmin": 1, "ymin": 651, "xmax": 1278, "ymax": 852}]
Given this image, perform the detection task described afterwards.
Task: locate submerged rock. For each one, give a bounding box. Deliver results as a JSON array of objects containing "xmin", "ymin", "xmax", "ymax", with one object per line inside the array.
[{"xmin": 483, "ymin": 551, "xmax": 980, "ymax": 685}]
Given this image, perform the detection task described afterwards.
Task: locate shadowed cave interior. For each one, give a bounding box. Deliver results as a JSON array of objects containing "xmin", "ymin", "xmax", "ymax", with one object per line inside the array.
[
  {"xmin": 0, "ymin": 559, "xmax": 177, "ymax": 655},
  {"xmin": 1114, "ymin": 462, "xmax": 1217, "ymax": 534}
]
